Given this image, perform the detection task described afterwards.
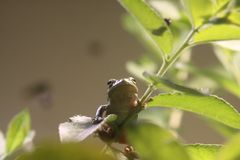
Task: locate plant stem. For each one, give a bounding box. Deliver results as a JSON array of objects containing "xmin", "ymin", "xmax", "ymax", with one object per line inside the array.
[
  {"xmin": 110, "ymin": 28, "xmax": 198, "ymax": 150},
  {"xmin": 116, "ymin": 28, "xmax": 198, "ymax": 141},
  {"xmin": 140, "ymin": 28, "xmax": 197, "ymax": 104}
]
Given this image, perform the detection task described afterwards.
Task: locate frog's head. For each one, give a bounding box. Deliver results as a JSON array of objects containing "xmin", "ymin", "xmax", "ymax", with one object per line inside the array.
[{"xmin": 107, "ymin": 77, "xmax": 138, "ymax": 99}]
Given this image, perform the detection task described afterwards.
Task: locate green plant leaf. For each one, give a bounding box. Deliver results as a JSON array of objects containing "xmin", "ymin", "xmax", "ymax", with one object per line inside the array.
[
  {"xmin": 119, "ymin": 0, "xmax": 173, "ymax": 55},
  {"xmin": 194, "ymin": 24, "xmax": 240, "ymax": 43},
  {"xmin": 122, "ymin": 15, "xmax": 162, "ymax": 59},
  {"xmin": 235, "ymin": 0, "xmax": 240, "ymax": 9},
  {"xmin": 214, "ymin": 46, "xmax": 240, "ymax": 90},
  {"xmin": 148, "ymin": 0, "xmax": 192, "ymax": 50},
  {"xmin": 193, "ymin": 8, "xmax": 240, "ymax": 44},
  {"xmin": 228, "ymin": 10, "xmax": 240, "ymax": 26},
  {"xmin": 127, "ymin": 122, "xmax": 190, "ymax": 160},
  {"xmin": 182, "ymin": 0, "xmax": 230, "ymax": 27},
  {"xmin": 186, "ymin": 144, "xmax": 221, "ymax": 160},
  {"xmin": 203, "ymin": 69, "xmax": 240, "ymax": 97},
  {"xmin": 18, "ymin": 142, "xmax": 114, "ymax": 160},
  {"xmin": 217, "ymin": 133, "xmax": 240, "ymax": 160},
  {"xmin": 186, "ymin": 65, "xmax": 240, "ymax": 97},
  {"xmin": 216, "ymin": 0, "xmax": 232, "ymax": 9},
  {"xmin": 183, "ymin": 0, "xmax": 214, "ymax": 27},
  {"xmin": 138, "ymin": 107, "xmax": 172, "ymax": 128},
  {"xmin": 144, "ymin": 72, "xmax": 203, "ymax": 95},
  {"xmin": 147, "ymin": 93, "xmax": 240, "ymax": 129},
  {"xmin": 126, "ymin": 56, "xmax": 157, "ymax": 81},
  {"xmin": 6, "ymin": 109, "xmax": 30, "ymax": 155}
]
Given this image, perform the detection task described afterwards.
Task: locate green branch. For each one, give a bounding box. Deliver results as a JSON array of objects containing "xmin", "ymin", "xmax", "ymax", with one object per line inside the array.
[{"xmin": 140, "ymin": 28, "xmax": 198, "ymax": 104}]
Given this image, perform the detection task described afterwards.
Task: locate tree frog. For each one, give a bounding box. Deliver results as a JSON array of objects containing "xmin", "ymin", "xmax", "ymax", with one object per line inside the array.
[{"xmin": 93, "ymin": 77, "xmax": 140, "ymax": 125}]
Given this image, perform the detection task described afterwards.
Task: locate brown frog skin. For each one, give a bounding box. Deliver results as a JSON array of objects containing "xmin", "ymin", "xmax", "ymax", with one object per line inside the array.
[
  {"xmin": 93, "ymin": 77, "xmax": 139, "ymax": 125},
  {"xmin": 93, "ymin": 77, "xmax": 141, "ymax": 159}
]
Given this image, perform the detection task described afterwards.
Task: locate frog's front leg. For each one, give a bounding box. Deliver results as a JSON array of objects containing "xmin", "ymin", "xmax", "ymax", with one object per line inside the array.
[{"xmin": 92, "ymin": 105, "xmax": 108, "ymax": 124}]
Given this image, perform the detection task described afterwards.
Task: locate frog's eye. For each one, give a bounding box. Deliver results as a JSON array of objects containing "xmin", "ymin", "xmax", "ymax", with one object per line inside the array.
[{"xmin": 107, "ymin": 79, "xmax": 116, "ymax": 87}]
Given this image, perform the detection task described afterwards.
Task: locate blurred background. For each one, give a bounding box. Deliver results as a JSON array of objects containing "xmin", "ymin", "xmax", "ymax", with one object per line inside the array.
[{"xmin": 0, "ymin": 0, "xmax": 239, "ymax": 144}]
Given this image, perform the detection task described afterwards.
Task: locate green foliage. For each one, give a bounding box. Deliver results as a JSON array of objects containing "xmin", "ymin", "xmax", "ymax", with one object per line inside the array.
[
  {"xmin": 127, "ymin": 123, "xmax": 190, "ymax": 160},
  {"xmin": 182, "ymin": 0, "xmax": 240, "ymax": 44},
  {"xmin": 138, "ymin": 107, "xmax": 171, "ymax": 128},
  {"xmin": 144, "ymin": 72, "xmax": 203, "ymax": 94},
  {"xmin": 194, "ymin": 25, "xmax": 240, "ymax": 43},
  {"xmin": 182, "ymin": 0, "xmax": 230, "ymax": 27},
  {"xmin": 183, "ymin": 0, "xmax": 214, "ymax": 27},
  {"xmin": 186, "ymin": 144, "xmax": 221, "ymax": 160},
  {"xmin": 18, "ymin": 142, "xmax": 114, "ymax": 160},
  {"xmin": 126, "ymin": 56, "xmax": 157, "ymax": 81},
  {"xmin": 122, "ymin": 15, "xmax": 162, "ymax": 58},
  {"xmin": 118, "ymin": 0, "xmax": 240, "ymax": 159},
  {"xmin": 217, "ymin": 133, "xmax": 240, "ymax": 160},
  {"xmin": 6, "ymin": 109, "xmax": 30, "ymax": 155},
  {"xmin": 235, "ymin": 0, "xmax": 240, "ymax": 8},
  {"xmin": 186, "ymin": 65, "xmax": 240, "ymax": 97},
  {"xmin": 119, "ymin": 0, "xmax": 173, "ymax": 55},
  {"xmin": 147, "ymin": 93, "xmax": 240, "ymax": 129}
]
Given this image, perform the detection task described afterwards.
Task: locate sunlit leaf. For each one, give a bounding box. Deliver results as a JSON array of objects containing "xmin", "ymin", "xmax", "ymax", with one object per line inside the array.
[
  {"xmin": 214, "ymin": 46, "xmax": 240, "ymax": 89},
  {"xmin": 182, "ymin": 0, "xmax": 214, "ymax": 27},
  {"xmin": 194, "ymin": 24, "xmax": 240, "ymax": 43},
  {"xmin": 126, "ymin": 56, "xmax": 157, "ymax": 81},
  {"xmin": 148, "ymin": 0, "xmax": 192, "ymax": 48},
  {"xmin": 138, "ymin": 107, "xmax": 172, "ymax": 128},
  {"xmin": 119, "ymin": 0, "xmax": 173, "ymax": 55},
  {"xmin": 127, "ymin": 122, "xmax": 190, "ymax": 160},
  {"xmin": 193, "ymin": 8, "xmax": 240, "ymax": 44},
  {"xmin": 215, "ymin": 0, "xmax": 232, "ymax": 11},
  {"xmin": 234, "ymin": 0, "xmax": 240, "ymax": 9},
  {"xmin": 147, "ymin": 93, "xmax": 240, "ymax": 129},
  {"xmin": 144, "ymin": 72, "xmax": 203, "ymax": 95},
  {"xmin": 122, "ymin": 15, "xmax": 162, "ymax": 59},
  {"xmin": 228, "ymin": 10, "xmax": 240, "ymax": 26},
  {"xmin": 169, "ymin": 14, "xmax": 192, "ymax": 49},
  {"xmin": 186, "ymin": 144, "xmax": 221, "ymax": 160},
  {"xmin": 217, "ymin": 133, "xmax": 240, "ymax": 160},
  {"xmin": 182, "ymin": 0, "xmax": 230, "ymax": 27},
  {"xmin": 18, "ymin": 142, "xmax": 114, "ymax": 160},
  {"xmin": 6, "ymin": 109, "xmax": 30, "ymax": 155},
  {"xmin": 187, "ymin": 65, "xmax": 240, "ymax": 97}
]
